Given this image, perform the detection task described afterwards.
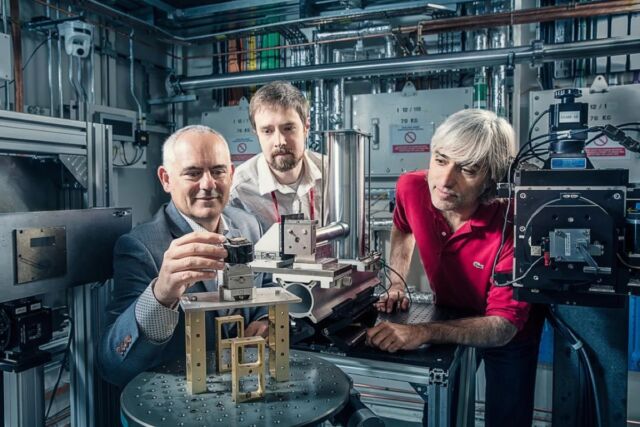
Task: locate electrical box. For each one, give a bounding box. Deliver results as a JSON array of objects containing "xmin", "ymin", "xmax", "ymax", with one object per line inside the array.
[
  {"xmin": 88, "ymin": 105, "xmax": 147, "ymax": 169},
  {"xmin": 352, "ymin": 83, "xmax": 473, "ymax": 178},
  {"xmin": 530, "ymin": 83, "xmax": 640, "ymax": 183},
  {"xmin": 201, "ymin": 97, "xmax": 260, "ymax": 165},
  {"xmin": 0, "ymin": 33, "xmax": 12, "ymax": 81}
]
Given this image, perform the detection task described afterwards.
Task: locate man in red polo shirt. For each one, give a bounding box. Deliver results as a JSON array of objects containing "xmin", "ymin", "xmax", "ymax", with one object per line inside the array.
[{"xmin": 366, "ymin": 109, "xmax": 542, "ymax": 427}]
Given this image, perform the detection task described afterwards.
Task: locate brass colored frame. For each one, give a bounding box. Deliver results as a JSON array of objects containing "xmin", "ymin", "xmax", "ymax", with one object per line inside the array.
[
  {"xmin": 215, "ymin": 314, "xmax": 244, "ymax": 373},
  {"xmin": 231, "ymin": 336, "xmax": 265, "ymax": 403}
]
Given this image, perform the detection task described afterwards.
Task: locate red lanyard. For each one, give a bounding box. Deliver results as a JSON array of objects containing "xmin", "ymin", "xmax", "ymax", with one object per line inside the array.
[{"xmin": 271, "ymin": 188, "xmax": 315, "ymax": 222}]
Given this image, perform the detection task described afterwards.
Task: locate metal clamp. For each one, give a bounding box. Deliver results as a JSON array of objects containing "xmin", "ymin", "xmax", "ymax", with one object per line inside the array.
[{"xmin": 530, "ymin": 39, "xmax": 544, "ymax": 67}]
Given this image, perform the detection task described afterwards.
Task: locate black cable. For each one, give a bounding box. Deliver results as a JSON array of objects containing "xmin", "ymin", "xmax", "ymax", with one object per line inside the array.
[
  {"xmin": 380, "ymin": 259, "xmax": 413, "ymax": 305},
  {"xmin": 45, "ymin": 315, "xmax": 73, "ymax": 420},
  {"xmin": 546, "ymin": 307, "xmax": 602, "ymax": 427},
  {"xmin": 0, "ymin": 36, "xmax": 51, "ymax": 90},
  {"xmin": 378, "ymin": 269, "xmax": 392, "ymax": 300},
  {"xmin": 528, "ymin": 110, "xmax": 549, "ymax": 143}
]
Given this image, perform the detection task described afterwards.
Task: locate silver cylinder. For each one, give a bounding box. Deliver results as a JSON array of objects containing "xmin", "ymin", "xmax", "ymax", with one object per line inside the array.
[
  {"xmin": 316, "ymin": 221, "xmax": 350, "ymax": 243},
  {"xmin": 326, "ymin": 130, "xmax": 369, "ymax": 259}
]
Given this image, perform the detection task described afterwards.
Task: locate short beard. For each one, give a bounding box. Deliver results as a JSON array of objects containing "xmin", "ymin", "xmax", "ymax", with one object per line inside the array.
[{"xmin": 269, "ymin": 150, "xmax": 302, "ymax": 172}]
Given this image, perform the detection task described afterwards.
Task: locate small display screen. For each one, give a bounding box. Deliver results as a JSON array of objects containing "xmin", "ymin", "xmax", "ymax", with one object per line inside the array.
[{"xmin": 550, "ymin": 157, "xmax": 587, "ymax": 170}]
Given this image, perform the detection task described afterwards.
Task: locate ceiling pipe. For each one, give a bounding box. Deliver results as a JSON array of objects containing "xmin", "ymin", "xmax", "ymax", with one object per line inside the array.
[{"xmin": 172, "ymin": 36, "xmax": 640, "ymax": 92}]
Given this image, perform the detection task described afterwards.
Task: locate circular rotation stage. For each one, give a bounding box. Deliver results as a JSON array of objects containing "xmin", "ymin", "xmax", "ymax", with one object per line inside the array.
[{"xmin": 120, "ymin": 350, "xmax": 351, "ymax": 427}]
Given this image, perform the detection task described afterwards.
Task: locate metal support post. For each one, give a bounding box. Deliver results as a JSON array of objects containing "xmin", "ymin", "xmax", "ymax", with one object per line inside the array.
[
  {"xmin": 185, "ymin": 311, "xmax": 206, "ymax": 394},
  {"xmin": 268, "ymin": 303, "xmax": 290, "ymax": 381},
  {"xmin": 3, "ymin": 367, "xmax": 44, "ymax": 427}
]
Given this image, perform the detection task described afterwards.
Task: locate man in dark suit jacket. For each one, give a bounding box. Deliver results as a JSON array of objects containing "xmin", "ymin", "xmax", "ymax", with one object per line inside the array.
[{"xmin": 98, "ymin": 125, "xmax": 269, "ymax": 387}]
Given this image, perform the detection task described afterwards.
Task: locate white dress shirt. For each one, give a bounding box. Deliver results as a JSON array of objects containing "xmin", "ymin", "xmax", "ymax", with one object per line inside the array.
[{"xmin": 230, "ymin": 150, "xmax": 329, "ymax": 231}]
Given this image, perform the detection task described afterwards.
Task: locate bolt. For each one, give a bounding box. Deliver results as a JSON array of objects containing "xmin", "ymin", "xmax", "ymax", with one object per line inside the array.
[
  {"xmin": 613, "ymin": 193, "xmax": 621, "ymax": 200},
  {"xmin": 520, "ymin": 193, "xmax": 527, "ymax": 199}
]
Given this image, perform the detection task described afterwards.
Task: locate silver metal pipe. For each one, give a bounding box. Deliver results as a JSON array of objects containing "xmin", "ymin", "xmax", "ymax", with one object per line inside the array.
[
  {"xmin": 315, "ymin": 25, "xmax": 392, "ymax": 42},
  {"xmin": 89, "ymin": 32, "xmax": 95, "ymax": 104},
  {"xmin": 129, "ymin": 30, "xmax": 143, "ymax": 124},
  {"xmin": 316, "ymin": 222, "xmax": 350, "ymax": 243},
  {"xmin": 175, "ymin": 36, "xmax": 640, "ymax": 91},
  {"xmin": 68, "ymin": 57, "xmax": 80, "ymax": 113},
  {"xmin": 326, "ymin": 130, "xmax": 368, "ymax": 259},
  {"xmin": 2, "ymin": 0, "xmax": 8, "ymax": 109},
  {"xmin": 329, "ymin": 50, "xmax": 344, "ymax": 130},
  {"xmin": 47, "ymin": 1, "xmax": 54, "ymax": 116},
  {"xmin": 490, "ymin": 28, "xmax": 507, "ymax": 116},
  {"xmin": 384, "ymin": 35, "xmax": 396, "ymax": 93},
  {"xmin": 371, "ymin": 219, "xmax": 393, "ymax": 230},
  {"xmin": 57, "ymin": 2, "xmax": 63, "ymax": 118},
  {"xmin": 77, "ymin": 56, "xmax": 87, "ymax": 103}
]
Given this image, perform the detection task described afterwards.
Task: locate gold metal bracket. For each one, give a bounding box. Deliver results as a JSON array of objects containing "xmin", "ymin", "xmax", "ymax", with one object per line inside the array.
[
  {"xmin": 231, "ymin": 336, "xmax": 265, "ymax": 403},
  {"xmin": 215, "ymin": 314, "xmax": 244, "ymax": 373},
  {"xmin": 185, "ymin": 311, "xmax": 206, "ymax": 394},
  {"xmin": 269, "ymin": 303, "xmax": 290, "ymax": 381}
]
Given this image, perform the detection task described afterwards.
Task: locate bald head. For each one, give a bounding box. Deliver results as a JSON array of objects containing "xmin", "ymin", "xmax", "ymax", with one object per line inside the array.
[
  {"xmin": 162, "ymin": 125, "xmax": 231, "ymax": 170},
  {"xmin": 158, "ymin": 125, "xmax": 234, "ymax": 231}
]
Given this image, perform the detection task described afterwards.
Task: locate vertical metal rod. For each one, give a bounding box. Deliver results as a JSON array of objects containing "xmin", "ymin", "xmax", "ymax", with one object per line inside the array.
[
  {"xmin": 367, "ymin": 133, "xmax": 371, "ymax": 253},
  {"xmin": 89, "ymin": 30, "xmax": 95, "ymax": 104},
  {"xmin": 129, "ymin": 29, "xmax": 143, "ymax": 127},
  {"xmin": 74, "ymin": 53, "xmax": 87, "ymax": 103},
  {"xmin": 46, "ymin": 0, "xmax": 53, "ymax": 116},
  {"xmin": 68, "ymin": 53, "xmax": 74, "ymax": 101},
  {"xmin": 56, "ymin": 1, "xmax": 63, "ymax": 117},
  {"xmin": 2, "ymin": 0, "xmax": 9, "ymax": 109}
]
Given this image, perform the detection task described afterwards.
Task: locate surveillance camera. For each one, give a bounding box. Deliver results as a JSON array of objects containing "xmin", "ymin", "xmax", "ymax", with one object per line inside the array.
[{"xmin": 58, "ymin": 21, "xmax": 93, "ymax": 59}]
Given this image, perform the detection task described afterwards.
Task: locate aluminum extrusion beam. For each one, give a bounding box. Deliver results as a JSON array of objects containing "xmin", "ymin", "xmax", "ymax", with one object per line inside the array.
[{"xmin": 175, "ymin": 36, "xmax": 640, "ymax": 91}]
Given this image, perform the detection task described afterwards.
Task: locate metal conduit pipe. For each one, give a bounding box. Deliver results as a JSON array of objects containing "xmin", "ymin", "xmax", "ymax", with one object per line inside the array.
[
  {"xmin": 314, "ymin": 25, "xmax": 392, "ymax": 42},
  {"xmin": 2, "ymin": 0, "xmax": 8, "ymax": 109},
  {"xmin": 384, "ymin": 35, "xmax": 396, "ymax": 93},
  {"xmin": 329, "ymin": 49, "xmax": 344, "ymax": 130},
  {"xmin": 174, "ymin": 36, "xmax": 640, "ymax": 91},
  {"xmin": 129, "ymin": 30, "xmax": 143, "ymax": 126},
  {"xmin": 311, "ymin": 39, "xmax": 324, "ymax": 151},
  {"xmin": 56, "ymin": 4, "xmax": 63, "ymax": 118},
  {"xmin": 47, "ymin": 0, "xmax": 53, "ymax": 116}
]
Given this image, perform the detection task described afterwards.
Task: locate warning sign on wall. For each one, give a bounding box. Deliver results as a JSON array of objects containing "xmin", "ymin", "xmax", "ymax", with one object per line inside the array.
[
  {"xmin": 390, "ymin": 125, "xmax": 431, "ymax": 154},
  {"xmin": 584, "ymin": 134, "xmax": 627, "ymax": 158},
  {"xmin": 230, "ymin": 137, "xmax": 258, "ymax": 162}
]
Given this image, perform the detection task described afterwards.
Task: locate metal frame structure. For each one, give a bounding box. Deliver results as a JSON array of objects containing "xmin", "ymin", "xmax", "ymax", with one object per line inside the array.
[
  {"xmin": 231, "ymin": 336, "xmax": 266, "ymax": 403},
  {"xmin": 308, "ymin": 345, "xmax": 475, "ymax": 427},
  {"xmin": 0, "ymin": 109, "xmax": 115, "ymax": 427},
  {"xmin": 179, "ymin": 287, "xmax": 300, "ymax": 395}
]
